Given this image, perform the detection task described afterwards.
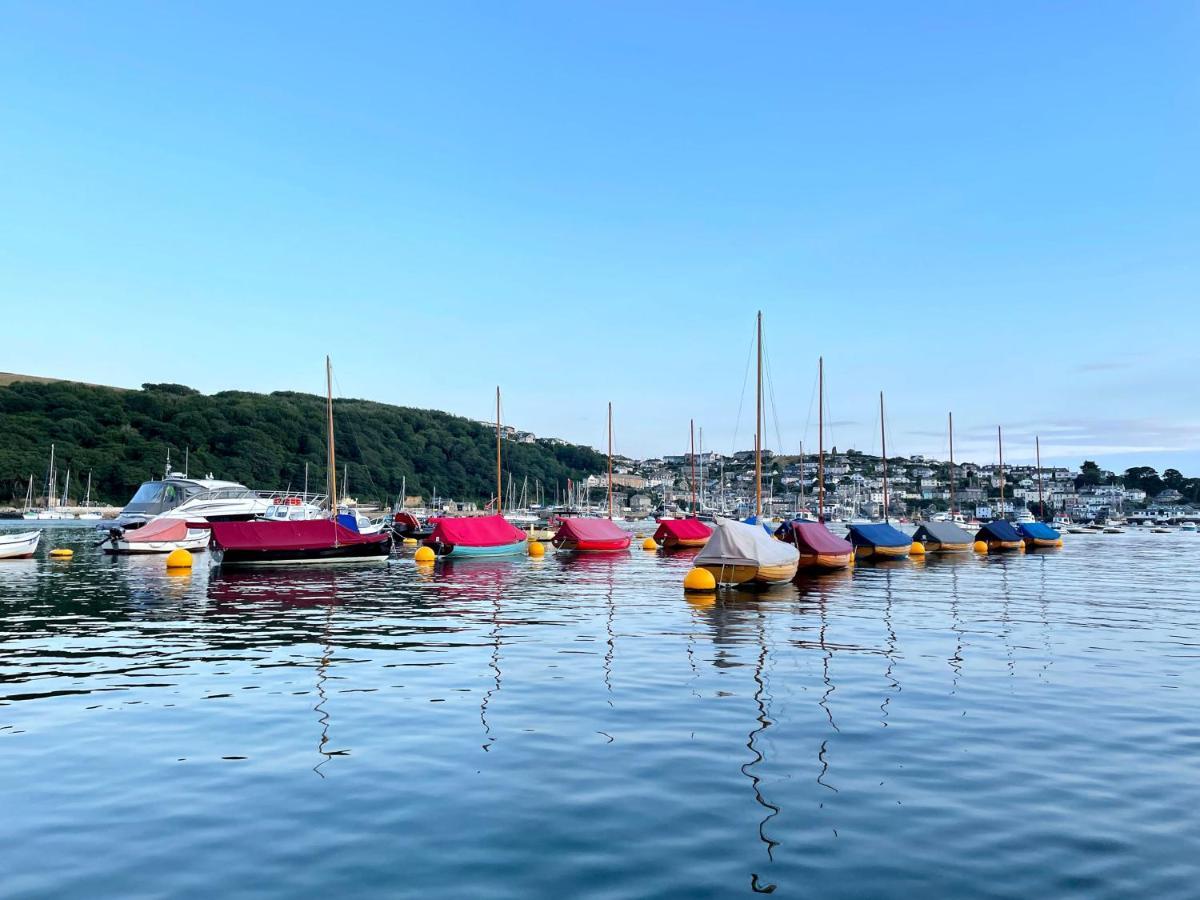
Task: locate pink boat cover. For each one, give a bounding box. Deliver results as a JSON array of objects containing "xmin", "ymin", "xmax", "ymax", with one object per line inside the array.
[
  {"xmin": 428, "ymin": 515, "xmax": 526, "ymax": 547},
  {"xmin": 210, "ymin": 519, "xmax": 387, "ymax": 551},
  {"xmin": 790, "ymin": 521, "xmax": 852, "ymax": 555},
  {"xmin": 653, "ymin": 518, "xmax": 713, "ymax": 542},
  {"xmin": 554, "ymin": 518, "xmax": 630, "ymax": 543},
  {"xmin": 126, "ymin": 518, "xmax": 189, "ymax": 542}
]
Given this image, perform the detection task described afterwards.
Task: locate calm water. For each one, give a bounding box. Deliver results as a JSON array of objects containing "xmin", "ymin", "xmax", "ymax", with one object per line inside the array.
[{"xmin": 2, "ymin": 526, "xmax": 1199, "ymax": 898}]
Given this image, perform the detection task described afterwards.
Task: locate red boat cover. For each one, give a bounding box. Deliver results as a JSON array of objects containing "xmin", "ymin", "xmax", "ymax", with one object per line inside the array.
[
  {"xmin": 210, "ymin": 519, "xmax": 387, "ymax": 551},
  {"xmin": 427, "ymin": 515, "xmax": 526, "ymax": 547},
  {"xmin": 653, "ymin": 518, "xmax": 713, "ymax": 542},
  {"xmin": 393, "ymin": 511, "xmax": 421, "ymax": 528},
  {"xmin": 789, "ymin": 521, "xmax": 852, "ymax": 555},
  {"xmin": 554, "ymin": 518, "xmax": 630, "ymax": 542},
  {"xmin": 126, "ymin": 518, "xmax": 189, "ymax": 542}
]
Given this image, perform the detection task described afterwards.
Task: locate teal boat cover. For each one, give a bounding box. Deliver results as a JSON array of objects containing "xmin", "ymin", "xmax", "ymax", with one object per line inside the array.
[
  {"xmin": 847, "ymin": 523, "xmax": 911, "ymax": 548},
  {"xmin": 976, "ymin": 520, "xmax": 1022, "ymax": 542},
  {"xmin": 1016, "ymin": 522, "xmax": 1060, "ymax": 540}
]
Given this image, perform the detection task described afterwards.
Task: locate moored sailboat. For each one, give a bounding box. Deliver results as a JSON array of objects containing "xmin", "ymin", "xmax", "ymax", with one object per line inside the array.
[
  {"xmin": 425, "ymin": 387, "xmax": 526, "ymax": 558},
  {"xmin": 1017, "ymin": 435, "xmax": 1062, "ymax": 549},
  {"xmin": 777, "ymin": 357, "xmax": 852, "ymax": 570},
  {"xmin": 912, "ymin": 412, "xmax": 973, "ymax": 552},
  {"xmin": 653, "ymin": 419, "xmax": 712, "ymax": 550},
  {"xmin": 695, "ymin": 313, "xmax": 799, "ymax": 586},
  {"xmin": 552, "ymin": 403, "xmax": 631, "ymax": 554},
  {"xmin": 848, "ymin": 392, "xmax": 910, "ymax": 560},
  {"xmin": 209, "ymin": 357, "xmax": 392, "ymax": 566}
]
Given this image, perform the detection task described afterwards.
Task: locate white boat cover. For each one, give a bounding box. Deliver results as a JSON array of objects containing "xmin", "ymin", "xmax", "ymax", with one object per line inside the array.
[{"xmin": 695, "ymin": 517, "xmax": 799, "ymax": 570}]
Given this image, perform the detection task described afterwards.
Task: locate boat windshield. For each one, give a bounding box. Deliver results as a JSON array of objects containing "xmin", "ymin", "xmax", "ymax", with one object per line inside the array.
[{"xmin": 122, "ymin": 481, "xmax": 196, "ymax": 514}]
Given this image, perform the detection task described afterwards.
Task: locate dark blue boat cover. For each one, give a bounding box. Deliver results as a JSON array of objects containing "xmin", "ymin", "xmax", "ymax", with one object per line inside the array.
[
  {"xmin": 847, "ymin": 523, "xmax": 911, "ymax": 548},
  {"xmin": 1016, "ymin": 522, "xmax": 1060, "ymax": 540},
  {"xmin": 743, "ymin": 514, "xmax": 776, "ymax": 536},
  {"xmin": 977, "ymin": 520, "xmax": 1022, "ymax": 542}
]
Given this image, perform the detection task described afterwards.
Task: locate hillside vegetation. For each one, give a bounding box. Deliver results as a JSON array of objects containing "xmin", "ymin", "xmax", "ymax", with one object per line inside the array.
[{"xmin": 0, "ymin": 380, "xmax": 604, "ymax": 506}]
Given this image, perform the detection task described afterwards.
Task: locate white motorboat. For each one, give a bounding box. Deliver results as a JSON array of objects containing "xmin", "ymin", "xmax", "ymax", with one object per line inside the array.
[
  {"xmin": 0, "ymin": 530, "xmax": 41, "ymax": 559},
  {"xmin": 1182, "ymin": 522, "xmax": 1197, "ymax": 533},
  {"xmin": 106, "ymin": 469, "xmax": 315, "ymax": 530},
  {"xmin": 99, "ymin": 517, "xmax": 212, "ymax": 555}
]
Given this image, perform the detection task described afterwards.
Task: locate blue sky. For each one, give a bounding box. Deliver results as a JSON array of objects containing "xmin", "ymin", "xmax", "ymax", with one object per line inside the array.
[{"xmin": 3, "ymin": 2, "xmax": 1198, "ymax": 474}]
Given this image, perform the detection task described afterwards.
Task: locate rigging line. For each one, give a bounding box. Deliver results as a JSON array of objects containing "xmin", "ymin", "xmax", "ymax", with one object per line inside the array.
[
  {"xmin": 730, "ymin": 321, "xmax": 756, "ymax": 455},
  {"xmin": 762, "ymin": 337, "xmax": 786, "ymax": 460}
]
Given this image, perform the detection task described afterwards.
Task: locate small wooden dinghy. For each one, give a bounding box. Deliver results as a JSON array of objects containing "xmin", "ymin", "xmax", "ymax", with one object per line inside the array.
[
  {"xmin": 1016, "ymin": 521, "xmax": 1062, "ymax": 549},
  {"xmin": 695, "ymin": 516, "xmax": 799, "ymax": 586},
  {"xmin": 912, "ymin": 520, "xmax": 974, "ymax": 552},
  {"xmin": 975, "ymin": 520, "xmax": 1024, "ymax": 552},
  {"xmin": 775, "ymin": 519, "xmax": 852, "ymax": 570},
  {"xmin": 0, "ymin": 530, "xmax": 40, "ymax": 559},
  {"xmin": 654, "ymin": 517, "xmax": 713, "ymax": 549},
  {"xmin": 552, "ymin": 517, "xmax": 631, "ymax": 554},
  {"xmin": 847, "ymin": 523, "xmax": 912, "ymax": 560}
]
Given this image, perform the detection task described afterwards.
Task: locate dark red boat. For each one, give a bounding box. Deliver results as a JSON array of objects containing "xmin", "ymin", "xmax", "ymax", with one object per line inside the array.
[{"xmin": 209, "ymin": 519, "xmax": 392, "ymax": 567}]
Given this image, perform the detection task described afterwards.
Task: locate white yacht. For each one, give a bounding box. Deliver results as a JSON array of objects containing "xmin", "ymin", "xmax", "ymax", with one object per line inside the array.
[{"xmin": 104, "ymin": 472, "xmax": 299, "ymax": 530}]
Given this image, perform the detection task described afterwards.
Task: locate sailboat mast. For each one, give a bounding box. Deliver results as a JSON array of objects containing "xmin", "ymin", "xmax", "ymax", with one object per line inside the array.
[
  {"xmin": 1036, "ymin": 434, "xmax": 1044, "ymax": 518},
  {"xmin": 496, "ymin": 386, "xmax": 502, "ymax": 515},
  {"xmin": 948, "ymin": 412, "xmax": 956, "ymax": 518},
  {"xmin": 326, "ymin": 356, "xmax": 338, "ymax": 519},
  {"xmin": 997, "ymin": 425, "xmax": 1005, "ymax": 514},
  {"xmin": 47, "ymin": 443, "xmax": 56, "ymax": 507},
  {"xmin": 818, "ymin": 357, "xmax": 825, "ymax": 523},
  {"xmin": 755, "ymin": 311, "xmax": 763, "ymax": 519},
  {"xmin": 690, "ymin": 419, "xmax": 697, "ymax": 517},
  {"xmin": 880, "ymin": 392, "xmax": 890, "ymax": 523},
  {"xmin": 608, "ymin": 402, "xmax": 614, "ymax": 520}
]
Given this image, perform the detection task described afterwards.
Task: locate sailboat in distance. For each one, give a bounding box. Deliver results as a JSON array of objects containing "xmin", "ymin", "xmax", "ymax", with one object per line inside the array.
[
  {"xmin": 208, "ymin": 358, "xmax": 393, "ymax": 566},
  {"xmin": 846, "ymin": 392, "xmax": 911, "ymax": 560},
  {"xmin": 776, "ymin": 357, "xmax": 853, "ymax": 570},
  {"xmin": 695, "ymin": 313, "xmax": 800, "ymax": 586},
  {"xmin": 552, "ymin": 403, "xmax": 632, "ymax": 553},
  {"xmin": 424, "ymin": 387, "xmax": 527, "ymax": 558},
  {"xmin": 653, "ymin": 419, "xmax": 713, "ymax": 550},
  {"xmin": 912, "ymin": 412, "xmax": 973, "ymax": 552}
]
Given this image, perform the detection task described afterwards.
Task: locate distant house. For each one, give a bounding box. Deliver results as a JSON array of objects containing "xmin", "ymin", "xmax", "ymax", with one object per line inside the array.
[{"xmin": 1156, "ymin": 489, "xmax": 1184, "ymax": 504}]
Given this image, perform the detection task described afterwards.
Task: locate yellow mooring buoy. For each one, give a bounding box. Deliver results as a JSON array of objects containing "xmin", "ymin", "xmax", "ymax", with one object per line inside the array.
[
  {"xmin": 683, "ymin": 567, "xmax": 716, "ymax": 592},
  {"xmin": 528, "ymin": 540, "xmax": 545, "ymax": 557},
  {"xmin": 973, "ymin": 540, "xmax": 988, "ymax": 554},
  {"xmin": 165, "ymin": 548, "xmax": 192, "ymax": 569},
  {"xmin": 49, "ymin": 548, "xmax": 74, "ymax": 559},
  {"xmin": 642, "ymin": 537, "xmax": 658, "ymax": 551},
  {"xmin": 910, "ymin": 541, "xmax": 926, "ymax": 556},
  {"xmin": 414, "ymin": 545, "xmax": 435, "ymax": 564}
]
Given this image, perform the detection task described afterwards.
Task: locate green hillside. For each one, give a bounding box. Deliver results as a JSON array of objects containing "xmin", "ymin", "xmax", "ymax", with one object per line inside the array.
[{"xmin": 0, "ymin": 380, "xmax": 604, "ymax": 506}]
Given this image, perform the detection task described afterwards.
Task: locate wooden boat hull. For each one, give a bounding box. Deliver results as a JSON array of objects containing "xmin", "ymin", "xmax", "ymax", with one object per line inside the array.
[
  {"xmin": 1023, "ymin": 537, "xmax": 1061, "ymax": 549},
  {"xmin": 660, "ymin": 536, "xmax": 708, "ymax": 549},
  {"xmin": 797, "ymin": 552, "xmax": 852, "ymax": 570},
  {"xmin": 854, "ymin": 544, "xmax": 910, "ymax": 560},
  {"xmin": 698, "ymin": 560, "xmax": 799, "ymax": 586},
  {"xmin": 925, "ymin": 541, "xmax": 972, "ymax": 553},
  {"xmin": 986, "ymin": 540, "xmax": 1023, "ymax": 552}
]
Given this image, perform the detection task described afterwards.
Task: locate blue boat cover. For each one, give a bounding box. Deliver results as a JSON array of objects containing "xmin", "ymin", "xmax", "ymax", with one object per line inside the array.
[
  {"xmin": 743, "ymin": 514, "xmax": 776, "ymax": 536},
  {"xmin": 1016, "ymin": 521, "xmax": 1060, "ymax": 540},
  {"xmin": 336, "ymin": 513, "xmax": 360, "ymax": 532},
  {"xmin": 977, "ymin": 520, "xmax": 1022, "ymax": 542},
  {"xmin": 847, "ymin": 523, "xmax": 911, "ymax": 548}
]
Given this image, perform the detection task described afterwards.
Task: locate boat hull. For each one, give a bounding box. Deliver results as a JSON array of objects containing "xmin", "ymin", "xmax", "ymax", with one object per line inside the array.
[
  {"xmin": 854, "ymin": 544, "xmax": 911, "ymax": 560},
  {"xmin": 660, "ymin": 536, "xmax": 708, "ymax": 550},
  {"xmin": 1023, "ymin": 537, "xmax": 1061, "ymax": 549},
  {"xmin": 797, "ymin": 551, "xmax": 852, "ymax": 570},
  {"xmin": 924, "ymin": 541, "xmax": 972, "ymax": 553},
  {"xmin": 698, "ymin": 560, "xmax": 799, "ymax": 586},
  {"xmin": 213, "ymin": 540, "xmax": 392, "ymax": 567},
  {"xmin": 986, "ymin": 540, "xmax": 1023, "ymax": 552},
  {"xmin": 0, "ymin": 531, "xmax": 40, "ymax": 559},
  {"xmin": 102, "ymin": 532, "xmax": 211, "ymax": 555},
  {"xmin": 434, "ymin": 541, "xmax": 527, "ymax": 558},
  {"xmin": 553, "ymin": 537, "xmax": 631, "ymax": 554}
]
